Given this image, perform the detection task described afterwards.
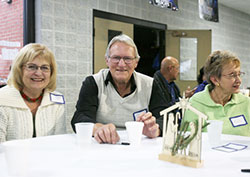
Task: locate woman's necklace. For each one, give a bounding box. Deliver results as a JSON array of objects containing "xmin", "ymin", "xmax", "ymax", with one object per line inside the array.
[{"xmin": 20, "ymin": 91, "xmax": 43, "ymax": 103}]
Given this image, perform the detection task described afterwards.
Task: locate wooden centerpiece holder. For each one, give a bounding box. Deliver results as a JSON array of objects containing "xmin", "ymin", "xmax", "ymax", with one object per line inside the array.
[{"xmin": 158, "ymin": 96, "xmax": 208, "ymax": 168}]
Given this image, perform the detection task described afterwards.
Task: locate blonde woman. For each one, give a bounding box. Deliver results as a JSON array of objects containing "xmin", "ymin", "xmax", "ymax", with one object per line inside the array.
[{"xmin": 0, "ymin": 43, "xmax": 66, "ymax": 142}]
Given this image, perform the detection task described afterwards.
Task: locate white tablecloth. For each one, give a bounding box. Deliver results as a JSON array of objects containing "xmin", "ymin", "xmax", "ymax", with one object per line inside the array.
[{"xmin": 0, "ymin": 131, "xmax": 249, "ymax": 177}]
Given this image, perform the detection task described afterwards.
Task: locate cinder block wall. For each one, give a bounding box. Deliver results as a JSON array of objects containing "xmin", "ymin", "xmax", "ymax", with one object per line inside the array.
[{"xmin": 35, "ymin": 0, "xmax": 250, "ymax": 133}]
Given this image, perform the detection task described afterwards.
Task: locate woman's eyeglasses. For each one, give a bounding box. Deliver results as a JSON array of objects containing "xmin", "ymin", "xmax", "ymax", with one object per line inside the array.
[
  {"xmin": 24, "ymin": 63, "xmax": 51, "ymax": 73},
  {"xmin": 222, "ymin": 72, "xmax": 245, "ymax": 79}
]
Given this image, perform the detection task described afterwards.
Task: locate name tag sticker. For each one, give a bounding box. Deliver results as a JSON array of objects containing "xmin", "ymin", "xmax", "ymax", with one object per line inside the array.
[
  {"xmin": 133, "ymin": 109, "xmax": 148, "ymax": 121},
  {"xmin": 50, "ymin": 93, "xmax": 65, "ymax": 104},
  {"xmin": 212, "ymin": 146, "xmax": 237, "ymax": 153},
  {"xmin": 225, "ymin": 143, "xmax": 248, "ymax": 150},
  {"xmin": 212, "ymin": 143, "xmax": 248, "ymax": 153},
  {"xmin": 229, "ymin": 115, "xmax": 248, "ymax": 127}
]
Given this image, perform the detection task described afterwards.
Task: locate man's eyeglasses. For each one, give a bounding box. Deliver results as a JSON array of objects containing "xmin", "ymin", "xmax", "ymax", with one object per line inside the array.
[
  {"xmin": 24, "ymin": 63, "xmax": 51, "ymax": 73},
  {"xmin": 222, "ymin": 72, "xmax": 245, "ymax": 79},
  {"xmin": 108, "ymin": 56, "xmax": 136, "ymax": 64}
]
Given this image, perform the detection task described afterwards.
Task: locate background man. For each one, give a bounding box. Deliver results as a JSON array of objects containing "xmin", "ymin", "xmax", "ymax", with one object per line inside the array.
[
  {"xmin": 154, "ymin": 56, "xmax": 195, "ymax": 109},
  {"xmin": 154, "ymin": 56, "xmax": 181, "ymax": 107}
]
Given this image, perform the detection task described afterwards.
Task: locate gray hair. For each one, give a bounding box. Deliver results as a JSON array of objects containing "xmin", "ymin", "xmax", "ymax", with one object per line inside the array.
[
  {"xmin": 204, "ymin": 50, "xmax": 240, "ymax": 90},
  {"xmin": 105, "ymin": 34, "xmax": 140, "ymax": 60}
]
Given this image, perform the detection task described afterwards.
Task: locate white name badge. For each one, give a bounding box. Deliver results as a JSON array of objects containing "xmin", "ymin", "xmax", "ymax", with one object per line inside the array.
[
  {"xmin": 133, "ymin": 109, "xmax": 148, "ymax": 121},
  {"xmin": 229, "ymin": 115, "xmax": 248, "ymax": 127},
  {"xmin": 50, "ymin": 93, "xmax": 65, "ymax": 104}
]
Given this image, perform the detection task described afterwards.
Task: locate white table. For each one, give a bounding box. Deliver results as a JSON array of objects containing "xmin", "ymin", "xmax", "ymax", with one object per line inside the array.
[{"xmin": 0, "ymin": 131, "xmax": 249, "ymax": 177}]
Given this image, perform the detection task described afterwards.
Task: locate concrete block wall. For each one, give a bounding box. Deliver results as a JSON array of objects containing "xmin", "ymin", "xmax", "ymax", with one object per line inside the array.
[{"xmin": 35, "ymin": 0, "xmax": 250, "ymax": 132}]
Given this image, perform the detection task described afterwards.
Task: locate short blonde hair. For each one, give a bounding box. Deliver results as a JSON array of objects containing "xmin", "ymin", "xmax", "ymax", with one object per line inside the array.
[
  {"xmin": 204, "ymin": 50, "xmax": 240, "ymax": 90},
  {"xmin": 8, "ymin": 43, "xmax": 57, "ymax": 91}
]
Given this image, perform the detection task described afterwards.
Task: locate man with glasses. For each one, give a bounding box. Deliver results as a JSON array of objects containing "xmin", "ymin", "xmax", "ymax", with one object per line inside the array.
[{"xmin": 72, "ymin": 34, "xmax": 166, "ymax": 144}]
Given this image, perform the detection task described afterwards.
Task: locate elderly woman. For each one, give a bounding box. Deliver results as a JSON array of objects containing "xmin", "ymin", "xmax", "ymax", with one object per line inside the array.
[
  {"xmin": 184, "ymin": 50, "xmax": 250, "ymax": 136},
  {"xmin": 0, "ymin": 43, "xmax": 66, "ymax": 142}
]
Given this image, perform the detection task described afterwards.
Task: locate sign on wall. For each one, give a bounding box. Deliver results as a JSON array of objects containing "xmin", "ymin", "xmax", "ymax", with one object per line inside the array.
[{"xmin": 199, "ymin": 0, "xmax": 219, "ymax": 22}]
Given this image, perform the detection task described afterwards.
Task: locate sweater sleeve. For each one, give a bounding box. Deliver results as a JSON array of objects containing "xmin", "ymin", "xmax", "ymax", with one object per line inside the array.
[
  {"xmin": 54, "ymin": 104, "xmax": 66, "ymax": 134},
  {"xmin": 71, "ymin": 76, "xmax": 99, "ymax": 132},
  {"xmin": 0, "ymin": 107, "xmax": 7, "ymax": 142}
]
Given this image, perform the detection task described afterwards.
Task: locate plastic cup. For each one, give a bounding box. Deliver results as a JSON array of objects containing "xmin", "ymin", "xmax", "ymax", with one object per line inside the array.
[
  {"xmin": 125, "ymin": 121, "xmax": 144, "ymax": 146},
  {"xmin": 240, "ymin": 89, "xmax": 249, "ymax": 97},
  {"xmin": 3, "ymin": 140, "xmax": 30, "ymax": 176},
  {"xmin": 75, "ymin": 122, "xmax": 94, "ymax": 147},
  {"xmin": 207, "ymin": 120, "xmax": 223, "ymax": 146}
]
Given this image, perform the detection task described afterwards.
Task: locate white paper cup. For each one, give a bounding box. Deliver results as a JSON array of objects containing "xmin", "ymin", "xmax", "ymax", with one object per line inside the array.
[
  {"xmin": 75, "ymin": 122, "xmax": 94, "ymax": 147},
  {"xmin": 207, "ymin": 120, "xmax": 223, "ymax": 146},
  {"xmin": 125, "ymin": 121, "xmax": 144, "ymax": 146},
  {"xmin": 3, "ymin": 140, "xmax": 30, "ymax": 176},
  {"xmin": 240, "ymin": 89, "xmax": 249, "ymax": 97}
]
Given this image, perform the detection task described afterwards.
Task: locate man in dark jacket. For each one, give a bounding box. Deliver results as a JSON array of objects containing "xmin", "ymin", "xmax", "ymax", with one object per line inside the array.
[{"xmin": 154, "ymin": 56, "xmax": 181, "ymax": 107}]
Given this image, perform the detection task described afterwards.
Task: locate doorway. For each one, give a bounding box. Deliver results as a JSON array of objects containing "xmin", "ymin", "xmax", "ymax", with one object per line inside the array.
[
  {"xmin": 134, "ymin": 25, "xmax": 165, "ymax": 77},
  {"xmin": 94, "ymin": 17, "xmax": 133, "ymax": 73},
  {"xmin": 93, "ymin": 10, "xmax": 166, "ymax": 76}
]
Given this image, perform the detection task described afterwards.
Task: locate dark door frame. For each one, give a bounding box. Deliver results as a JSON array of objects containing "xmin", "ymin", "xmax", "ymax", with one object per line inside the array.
[
  {"xmin": 93, "ymin": 10, "xmax": 167, "ymax": 30},
  {"xmin": 23, "ymin": 0, "xmax": 35, "ymax": 45}
]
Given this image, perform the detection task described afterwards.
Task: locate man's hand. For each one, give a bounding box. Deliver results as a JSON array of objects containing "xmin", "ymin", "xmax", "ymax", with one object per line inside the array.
[
  {"xmin": 185, "ymin": 86, "xmax": 197, "ymax": 98},
  {"xmin": 136, "ymin": 112, "xmax": 160, "ymax": 138},
  {"xmin": 93, "ymin": 123, "xmax": 120, "ymax": 144}
]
